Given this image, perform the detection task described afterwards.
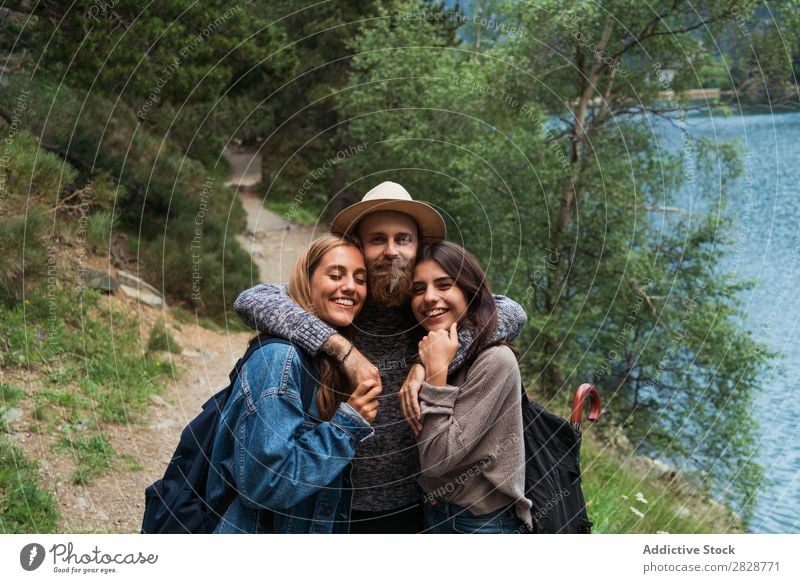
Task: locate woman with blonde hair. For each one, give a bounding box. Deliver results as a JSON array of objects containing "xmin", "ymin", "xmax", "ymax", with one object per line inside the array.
[{"xmin": 207, "ymin": 234, "xmax": 380, "ymax": 533}]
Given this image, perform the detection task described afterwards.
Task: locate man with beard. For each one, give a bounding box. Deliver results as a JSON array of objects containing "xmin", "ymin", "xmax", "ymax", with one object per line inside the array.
[{"xmin": 232, "ymin": 181, "xmax": 527, "ymax": 533}]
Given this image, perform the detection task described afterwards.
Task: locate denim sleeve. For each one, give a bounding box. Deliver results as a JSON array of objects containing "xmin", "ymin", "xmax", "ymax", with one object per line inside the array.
[
  {"xmin": 449, "ymin": 294, "xmax": 527, "ymax": 372},
  {"xmin": 234, "ymin": 350, "xmax": 373, "ymax": 511},
  {"xmin": 233, "ymin": 283, "xmax": 337, "ymax": 356}
]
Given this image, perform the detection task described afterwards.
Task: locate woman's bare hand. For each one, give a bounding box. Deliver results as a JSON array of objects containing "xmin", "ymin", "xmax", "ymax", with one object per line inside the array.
[
  {"xmin": 418, "ymin": 323, "xmax": 459, "ymax": 386},
  {"xmin": 347, "ymin": 379, "xmax": 381, "ymax": 423}
]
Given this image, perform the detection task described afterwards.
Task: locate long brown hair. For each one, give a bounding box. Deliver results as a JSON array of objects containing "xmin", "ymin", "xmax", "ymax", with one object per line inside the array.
[
  {"xmin": 288, "ymin": 234, "xmax": 362, "ymax": 420},
  {"xmin": 417, "ymin": 241, "xmax": 498, "ymax": 364}
]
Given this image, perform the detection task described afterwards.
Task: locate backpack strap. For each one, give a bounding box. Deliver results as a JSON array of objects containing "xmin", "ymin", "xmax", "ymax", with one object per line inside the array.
[{"xmin": 230, "ymin": 334, "xmax": 315, "ymax": 413}]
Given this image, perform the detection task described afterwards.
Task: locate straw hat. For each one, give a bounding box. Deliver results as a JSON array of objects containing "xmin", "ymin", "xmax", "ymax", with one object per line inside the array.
[{"xmin": 330, "ymin": 181, "xmax": 446, "ymax": 241}]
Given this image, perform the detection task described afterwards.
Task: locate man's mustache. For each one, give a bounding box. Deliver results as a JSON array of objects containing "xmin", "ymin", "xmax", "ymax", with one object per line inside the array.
[{"xmin": 371, "ymin": 258, "xmax": 410, "ymax": 271}]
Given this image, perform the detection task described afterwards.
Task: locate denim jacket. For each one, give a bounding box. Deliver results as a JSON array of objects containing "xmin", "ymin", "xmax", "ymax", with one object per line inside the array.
[{"xmin": 206, "ymin": 339, "xmax": 374, "ymax": 533}]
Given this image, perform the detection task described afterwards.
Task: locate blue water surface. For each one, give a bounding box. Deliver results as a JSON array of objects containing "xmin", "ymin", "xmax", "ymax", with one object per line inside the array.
[{"xmin": 668, "ymin": 109, "xmax": 800, "ymax": 533}]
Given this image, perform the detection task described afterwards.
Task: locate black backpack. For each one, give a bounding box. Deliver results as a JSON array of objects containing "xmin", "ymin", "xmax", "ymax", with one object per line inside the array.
[
  {"xmin": 141, "ymin": 336, "xmax": 313, "ymax": 534},
  {"xmin": 522, "ymin": 383, "xmax": 600, "ymax": 534}
]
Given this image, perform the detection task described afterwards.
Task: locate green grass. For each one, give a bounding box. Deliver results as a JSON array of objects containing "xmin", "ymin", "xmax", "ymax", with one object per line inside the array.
[
  {"xmin": 580, "ymin": 435, "xmax": 742, "ymax": 533},
  {"xmin": 52, "ymin": 431, "xmax": 143, "ymax": 486},
  {"xmin": 54, "ymin": 432, "xmax": 132, "ymax": 486},
  {"xmin": 120, "ymin": 452, "xmax": 144, "ymax": 472},
  {"xmin": 36, "ymin": 387, "xmax": 91, "ymax": 411},
  {"xmin": 0, "ymin": 282, "xmax": 170, "ymax": 502},
  {"xmin": 0, "ymin": 288, "xmax": 172, "ymax": 424},
  {"xmin": 0, "ymin": 435, "xmax": 59, "ymax": 533},
  {"xmin": 1, "ymin": 383, "xmax": 26, "ymax": 432},
  {"xmin": 0, "ymin": 382, "xmax": 25, "ymax": 411},
  {"xmin": 262, "ymin": 198, "xmax": 323, "ymax": 225}
]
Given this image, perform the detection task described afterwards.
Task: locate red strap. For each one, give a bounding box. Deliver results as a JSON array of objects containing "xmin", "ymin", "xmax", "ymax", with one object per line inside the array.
[{"xmin": 570, "ymin": 383, "xmax": 602, "ymax": 426}]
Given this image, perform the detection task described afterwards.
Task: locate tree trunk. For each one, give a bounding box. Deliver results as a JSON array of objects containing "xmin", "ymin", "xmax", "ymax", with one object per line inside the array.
[{"xmin": 540, "ymin": 22, "xmax": 615, "ymax": 396}]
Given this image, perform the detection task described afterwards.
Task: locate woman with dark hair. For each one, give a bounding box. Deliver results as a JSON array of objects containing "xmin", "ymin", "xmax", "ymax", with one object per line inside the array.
[
  {"xmin": 207, "ymin": 235, "xmax": 381, "ymax": 533},
  {"xmin": 411, "ymin": 241, "xmax": 532, "ymax": 533}
]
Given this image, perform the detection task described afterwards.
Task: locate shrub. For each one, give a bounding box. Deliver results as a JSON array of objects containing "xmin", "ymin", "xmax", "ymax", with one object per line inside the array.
[
  {"xmin": 0, "ymin": 130, "xmax": 77, "ymax": 202},
  {"xmin": 85, "ymin": 210, "xmax": 118, "ymax": 253},
  {"xmin": 0, "ymin": 210, "xmax": 48, "ymax": 306},
  {"xmin": 147, "ymin": 320, "xmax": 182, "ymax": 354}
]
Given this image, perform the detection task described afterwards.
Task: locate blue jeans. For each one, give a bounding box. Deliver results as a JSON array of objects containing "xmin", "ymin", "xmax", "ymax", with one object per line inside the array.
[{"xmin": 423, "ymin": 502, "xmax": 524, "ymax": 534}]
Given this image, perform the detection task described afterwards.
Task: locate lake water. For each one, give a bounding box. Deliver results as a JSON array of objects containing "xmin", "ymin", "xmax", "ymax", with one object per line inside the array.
[{"xmin": 663, "ymin": 109, "xmax": 800, "ymax": 533}]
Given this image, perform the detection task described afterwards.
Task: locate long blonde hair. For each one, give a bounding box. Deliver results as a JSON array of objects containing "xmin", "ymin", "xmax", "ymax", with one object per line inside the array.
[{"xmin": 288, "ymin": 234, "xmax": 362, "ymax": 420}]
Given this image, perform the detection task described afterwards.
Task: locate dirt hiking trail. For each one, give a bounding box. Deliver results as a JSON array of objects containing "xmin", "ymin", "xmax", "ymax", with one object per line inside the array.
[
  {"xmin": 23, "ymin": 150, "xmax": 316, "ymax": 532},
  {"xmin": 227, "ymin": 148, "xmax": 321, "ymax": 284}
]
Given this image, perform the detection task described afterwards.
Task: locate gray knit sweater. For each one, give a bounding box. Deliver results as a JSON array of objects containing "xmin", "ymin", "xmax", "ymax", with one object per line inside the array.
[
  {"xmin": 233, "ymin": 284, "xmax": 527, "ymax": 512},
  {"xmin": 417, "ymin": 344, "xmax": 532, "ymax": 530}
]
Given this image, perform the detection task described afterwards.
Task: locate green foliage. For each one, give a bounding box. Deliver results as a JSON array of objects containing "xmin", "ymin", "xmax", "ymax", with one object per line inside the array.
[
  {"xmin": 246, "ymin": 0, "xmax": 462, "ymax": 219},
  {"xmin": 80, "ymin": 172, "xmax": 124, "ymax": 213},
  {"xmin": 337, "ymin": 0, "xmax": 784, "ymax": 521},
  {"xmin": 455, "ymin": 0, "xmax": 516, "ymax": 48},
  {"xmin": 248, "ymin": 0, "xmax": 380, "ymax": 209},
  {"xmin": 147, "ymin": 320, "xmax": 182, "ymax": 354},
  {"xmin": 0, "ymin": 130, "xmax": 78, "ymax": 202},
  {"xmin": 0, "ymin": 130, "xmax": 65, "ymax": 304},
  {"xmin": 5, "ymin": 1, "xmax": 295, "ymax": 166},
  {"xmin": 0, "ymin": 75, "xmax": 253, "ymax": 320},
  {"xmin": 0, "ymin": 130, "xmax": 122, "ymax": 304},
  {"xmin": 0, "ymin": 436, "xmax": 59, "ymax": 533},
  {"xmin": 698, "ymin": 56, "xmax": 734, "ymax": 91},
  {"xmin": 7, "ymin": 1, "xmax": 289, "ymax": 107},
  {"xmin": 721, "ymin": 1, "xmax": 800, "ymax": 104}
]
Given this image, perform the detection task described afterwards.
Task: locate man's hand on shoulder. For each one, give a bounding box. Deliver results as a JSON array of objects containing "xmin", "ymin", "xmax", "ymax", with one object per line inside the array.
[{"xmin": 324, "ymin": 334, "xmax": 381, "ymax": 394}]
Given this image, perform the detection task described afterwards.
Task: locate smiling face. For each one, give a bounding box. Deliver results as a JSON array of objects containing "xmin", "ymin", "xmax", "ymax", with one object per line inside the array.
[
  {"xmin": 411, "ymin": 259, "xmax": 469, "ymax": 332},
  {"xmin": 309, "ymin": 245, "xmax": 367, "ymax": 328},
  {"xmin": 357, "ymin": 211, "xmax": 418, "ymax": 306}
]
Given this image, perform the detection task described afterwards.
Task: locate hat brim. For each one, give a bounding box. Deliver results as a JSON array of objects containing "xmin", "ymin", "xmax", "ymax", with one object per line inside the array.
[{"xmin": 330, "ymin": 199, "xmax": 446, "ymax": 241}]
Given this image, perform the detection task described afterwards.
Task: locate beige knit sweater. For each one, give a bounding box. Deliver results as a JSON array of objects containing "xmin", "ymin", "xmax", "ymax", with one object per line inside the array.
[{"xmin": 416, "ymin": 345, "xmax": 532, "ymax": 530}]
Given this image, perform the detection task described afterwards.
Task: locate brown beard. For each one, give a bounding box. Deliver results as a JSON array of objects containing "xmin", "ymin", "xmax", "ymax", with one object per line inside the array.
[{"xmin": 367, "ymin": 257, "xmax": 415, "ymax": 307}]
